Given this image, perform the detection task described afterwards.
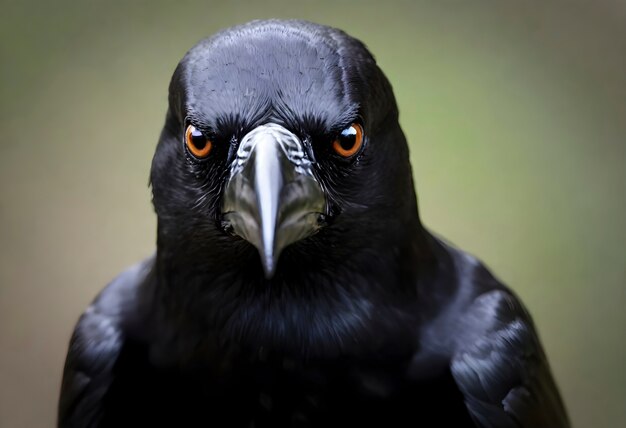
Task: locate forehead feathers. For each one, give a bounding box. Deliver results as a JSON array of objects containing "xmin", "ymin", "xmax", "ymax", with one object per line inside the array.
[{"xmin": 170, "ymin": 20, "xmax": 387, "ymax": 135}]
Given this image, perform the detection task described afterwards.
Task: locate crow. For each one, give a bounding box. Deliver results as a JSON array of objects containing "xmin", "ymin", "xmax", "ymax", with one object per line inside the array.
[{"xmin": 58, "ymin": 20, "xmax": 569, "ymax": 427}]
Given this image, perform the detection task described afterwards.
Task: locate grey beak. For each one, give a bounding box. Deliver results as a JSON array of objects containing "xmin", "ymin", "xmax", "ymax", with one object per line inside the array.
[{"xmin": 222, "ymin": 123, "xmax": 325, "ymax": 278}]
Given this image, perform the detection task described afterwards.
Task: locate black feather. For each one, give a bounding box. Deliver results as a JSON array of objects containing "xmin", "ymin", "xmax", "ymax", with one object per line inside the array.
[{"xmin": 58, "ymin": 19, "xmax": 568, "ymax": 427}]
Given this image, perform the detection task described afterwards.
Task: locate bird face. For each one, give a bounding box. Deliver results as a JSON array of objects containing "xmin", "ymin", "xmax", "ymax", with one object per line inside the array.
[{"xmin": 150, "ymin": 20, "xmax": 418, "ymax": 280}]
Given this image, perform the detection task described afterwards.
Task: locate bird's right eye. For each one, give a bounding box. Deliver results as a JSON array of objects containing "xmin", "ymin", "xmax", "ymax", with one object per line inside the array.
[{"xmin": 185, "ymin": 125, "xmax": 213, "ymax": 158}]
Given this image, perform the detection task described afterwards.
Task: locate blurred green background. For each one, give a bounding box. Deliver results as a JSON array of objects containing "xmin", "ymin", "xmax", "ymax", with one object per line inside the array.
[{"xmin": 1, "ymin": 0, "xmax": 624, "ymax": 426}]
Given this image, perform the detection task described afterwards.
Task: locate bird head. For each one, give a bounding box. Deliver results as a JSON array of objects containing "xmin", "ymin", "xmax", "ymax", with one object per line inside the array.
[{"xmin": 150, "ymin": 20, "xmax": 423, "ymax": 284}]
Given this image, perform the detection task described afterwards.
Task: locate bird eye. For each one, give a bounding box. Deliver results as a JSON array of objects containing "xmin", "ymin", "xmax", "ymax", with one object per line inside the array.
[
  {"xmin": 185, "ymin": 125, "xmax": 213, "ymax": 158},
  {"xmin": 332, "ymin": 123, "xmax": 364, "ymax": 158}
]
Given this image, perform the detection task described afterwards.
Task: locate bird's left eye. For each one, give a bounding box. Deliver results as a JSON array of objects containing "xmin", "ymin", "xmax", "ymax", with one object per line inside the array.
[
  {"xmin": 185, "ymin": 125, "xmax": 213, "ymax": 158},
  {"xmin": 332, "ymin": 123, "xmax": 364, "ymax": 158}
]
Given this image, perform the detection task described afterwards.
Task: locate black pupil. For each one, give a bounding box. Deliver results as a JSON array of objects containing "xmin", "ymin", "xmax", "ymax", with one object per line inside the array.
[
  {"xmin": 338, "ymin": 126, "xmax": 357, "ymax": 150},
  {"xmin": 190, "ymin": 129, "xmax": 207, "ymax": 150}
]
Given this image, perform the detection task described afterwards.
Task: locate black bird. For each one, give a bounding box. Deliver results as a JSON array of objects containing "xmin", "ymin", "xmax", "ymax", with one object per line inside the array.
[{"xmin": 58, "ymin": 20, "xmax": 569, "ymax": 427}]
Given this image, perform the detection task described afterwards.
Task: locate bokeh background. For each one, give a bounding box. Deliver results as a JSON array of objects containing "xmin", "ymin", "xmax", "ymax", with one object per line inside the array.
[{"xmin": 1, "ymin": 0, "xmax": 624, "ymax": 426}]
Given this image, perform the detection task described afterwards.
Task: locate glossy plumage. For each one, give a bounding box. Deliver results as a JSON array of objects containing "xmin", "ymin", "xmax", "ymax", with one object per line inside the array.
[{"xmin": 58, "ymin": 20, "xmax": 569, "ymax": 427}]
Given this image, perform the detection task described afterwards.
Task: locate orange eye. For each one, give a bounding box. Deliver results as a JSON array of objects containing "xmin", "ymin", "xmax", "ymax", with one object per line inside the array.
[
  {"xmin": 185, "ymin": 125, "xmax": 212, "ymax": 158},
  {"xmin": 332, "ymin": 123, "xmax": 364, "ymax": 158}
]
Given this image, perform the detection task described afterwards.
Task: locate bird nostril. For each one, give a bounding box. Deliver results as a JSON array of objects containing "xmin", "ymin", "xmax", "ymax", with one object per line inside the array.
[
  {"xmin": 317, "ymin": 213, "xmax": 329, "ymax": 227},
  {"xmin": 220, "ymin": 220, "xmax": 236, "ymax": 236}
]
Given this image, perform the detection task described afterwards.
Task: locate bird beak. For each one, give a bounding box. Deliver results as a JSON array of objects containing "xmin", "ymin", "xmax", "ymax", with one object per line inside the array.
[{"xmin": 222, "ymin": 123, "xmax": 326, "ymax": 278}]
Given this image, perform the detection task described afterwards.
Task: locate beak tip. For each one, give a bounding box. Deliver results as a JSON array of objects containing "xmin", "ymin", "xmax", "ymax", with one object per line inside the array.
[{"xmin": 261, "ymin": 254, "xmax": 276, "ymax": 279}]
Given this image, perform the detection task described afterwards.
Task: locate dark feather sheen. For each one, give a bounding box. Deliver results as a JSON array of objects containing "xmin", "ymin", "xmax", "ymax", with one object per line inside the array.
[{"xmin": 58, "ymin": 20, "xmax": 569, "ymax": 427}]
